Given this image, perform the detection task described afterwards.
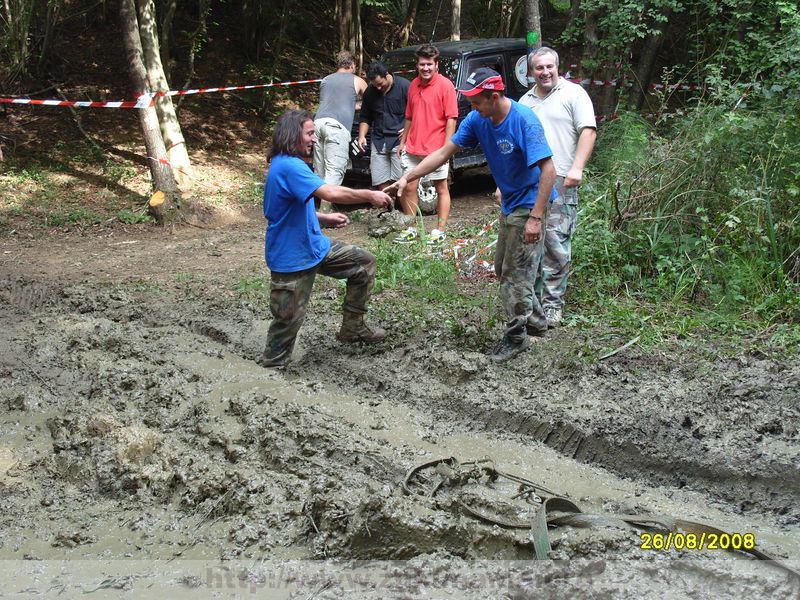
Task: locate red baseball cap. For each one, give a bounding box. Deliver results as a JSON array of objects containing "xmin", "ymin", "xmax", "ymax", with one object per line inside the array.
[{"xmin": 458, "ymin": 68, "xmax": 505, "ymax": 96}]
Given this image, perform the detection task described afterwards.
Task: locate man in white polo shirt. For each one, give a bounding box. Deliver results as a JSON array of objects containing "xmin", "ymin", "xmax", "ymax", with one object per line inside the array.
[{"xmin": 520, "ymin": 46, "xmax": 596, "ymax": 328}]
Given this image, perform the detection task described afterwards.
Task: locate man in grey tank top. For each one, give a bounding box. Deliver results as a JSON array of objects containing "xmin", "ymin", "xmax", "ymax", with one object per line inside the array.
[{"xmin": 313, "ymin": 51, "xmax": 367, "ymax": 212}]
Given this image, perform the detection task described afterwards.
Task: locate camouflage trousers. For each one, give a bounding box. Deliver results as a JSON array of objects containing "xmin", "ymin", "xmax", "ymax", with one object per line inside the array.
[
  {"xmin": 543, "ymin": 177, "xmax": 578, "ymax": 310},
  {"xmin": 264, "ymin": 241, "xmax": 376, "ymax": 362},
  {"xmin": 495, "ymin": 206, "xmax": 549, "ymax": 342}
]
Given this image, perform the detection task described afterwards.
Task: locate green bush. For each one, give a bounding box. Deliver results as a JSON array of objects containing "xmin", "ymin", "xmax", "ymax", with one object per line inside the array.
[{"xmin": 576, "ymin": 94, "xmax": 800, "ymax": 329}]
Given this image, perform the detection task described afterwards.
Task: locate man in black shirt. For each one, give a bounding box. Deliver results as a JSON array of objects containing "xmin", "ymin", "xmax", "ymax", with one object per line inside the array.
[{"xmin": 357, "ymin": 61, "xmax": 411, "ymax": 188}]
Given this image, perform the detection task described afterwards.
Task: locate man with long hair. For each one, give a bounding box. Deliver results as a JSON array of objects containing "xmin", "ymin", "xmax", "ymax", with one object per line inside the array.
[{"xmin": 260, "ymin": 109, "xmax": 392, "ymax": 367}]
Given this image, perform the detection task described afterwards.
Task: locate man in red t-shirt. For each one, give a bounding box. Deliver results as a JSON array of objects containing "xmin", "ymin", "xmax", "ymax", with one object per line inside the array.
[{"xmin": 394, "ymin": 44, "xmax": 458, "ymax": 244}]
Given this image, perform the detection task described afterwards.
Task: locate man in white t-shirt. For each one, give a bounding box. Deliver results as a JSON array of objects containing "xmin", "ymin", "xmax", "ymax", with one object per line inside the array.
[{"xmin": 519, "ymin": 47, "xmax": 596, "ymax": 328}]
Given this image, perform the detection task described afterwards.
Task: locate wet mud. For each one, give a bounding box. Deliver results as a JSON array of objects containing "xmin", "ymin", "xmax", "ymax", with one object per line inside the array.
[{"xmin": 0, "ymin": 210, "xmax": 798, "ymax": 597}]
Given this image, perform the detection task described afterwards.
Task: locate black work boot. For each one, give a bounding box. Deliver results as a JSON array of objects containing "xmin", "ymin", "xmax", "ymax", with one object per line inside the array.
[
  {"xmin": 526, "ymin": 324, "xmax": 548, "ymax": 337},
  {"xmin": 490, "ymin": 335, "xmax": 530, "ymax": 363},
  {"xmin": 336, "ymin": 313, "xmax": 388, "ymax": 343}
]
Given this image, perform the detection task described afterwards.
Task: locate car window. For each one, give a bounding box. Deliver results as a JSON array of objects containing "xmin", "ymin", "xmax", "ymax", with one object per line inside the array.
[
  {"xmin": 384, "ymin": 54, "xmax": 460, "ymax": 86},
  {"xmin": 464, "ymin": 54, "xmax": 504, "ymax": 84}
]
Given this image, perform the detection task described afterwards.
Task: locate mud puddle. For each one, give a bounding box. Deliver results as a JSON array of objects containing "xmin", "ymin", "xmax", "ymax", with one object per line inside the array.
[{"xmin": 0, "ymin": 219, "xmax": 798, "ymax": 597}]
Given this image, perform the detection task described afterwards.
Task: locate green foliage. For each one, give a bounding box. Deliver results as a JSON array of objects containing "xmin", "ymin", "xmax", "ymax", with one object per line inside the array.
[
  {"xmin": 42, "ymin": 207, "xmax": 103, "ymax": 227},
  {"xmin": 117, "ymin": 209, "xmax": 153, "ymax": 224},
  {"xmin": 371, "ymin": 239, "xmax": 458, "ymax": 300},
  {"xmin": 232, "ymin": 275, "xmax": 270, "ymax": 303},
  {"xmin": 102, "ymin": 160, "xmax": 137, "ymax": 183},
  {"xmin": 574, "ymin": 97, "xmax": 800, "ymax": 346},
  {"xmin": 235, "ymin": 172, "xmax": 265, "ymax": 206}
]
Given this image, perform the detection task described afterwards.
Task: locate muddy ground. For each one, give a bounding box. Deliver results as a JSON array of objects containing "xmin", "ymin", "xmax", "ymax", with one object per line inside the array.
[{"xmin": 0, "ymin": 188, "xmax": 798, "ymax": 598}]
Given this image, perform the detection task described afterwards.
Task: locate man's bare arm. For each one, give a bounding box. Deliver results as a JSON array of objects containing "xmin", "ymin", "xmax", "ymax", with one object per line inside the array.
[
  {"xmin": 315, "ymin": 185, "xmax": 392, "ymax": 209},
  {"xmin": 383, "ymin": 140, "xmax": 460, "ymax": 198},
  {"xmin": 357, "ymin": 122, "xmax": 370, "ymax": 151},
  {"xmin": 565, "ymin": 127, "xmax": 597, "ymax": 187},
  {"xmin": 444, "ymin": 117, "xmax": 457, "ymax": 144},
  {"xmin": 396, "ymin": 118, "xmax": 412, "ymax": 157},
  {"xmin": 524, "ymin": 157, "xmax": 556, "ymax": 244}
]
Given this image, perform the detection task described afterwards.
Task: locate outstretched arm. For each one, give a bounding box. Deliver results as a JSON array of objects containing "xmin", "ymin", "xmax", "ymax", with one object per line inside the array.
[
  {"xmin": 384, "ymin": 140, "xmax": 460, "ymax": 199},
  {"xmin": 315, "ymin": 184, "xmax": 393, "ymax": 210}
]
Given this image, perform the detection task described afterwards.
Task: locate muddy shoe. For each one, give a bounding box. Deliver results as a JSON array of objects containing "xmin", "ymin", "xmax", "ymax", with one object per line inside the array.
[
  {"xmin": 490, "ymin": 335, "xmax": 530, "ymax": 363},
  {"xmin": 257, "ymin": 348, "xmax": 291, "ymax": 368},
  {"xmin": 526, "ymin": 324, "xmax": 548, "ymax": 337},
  {"xmin": 426, "ymin": 228, "xmax": 446, "ymax": 246},
  {"xmin": 337, "ymin": 316, "xmax": 388, "ymax": 343},
  {"xmin": 393, "ymin": 227, "xmax": 418, "ymax": 244}
]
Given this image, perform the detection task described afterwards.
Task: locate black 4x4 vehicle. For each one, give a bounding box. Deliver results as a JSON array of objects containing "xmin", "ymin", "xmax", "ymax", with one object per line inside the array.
[{"xmin": 347, "ymin": 38, "xmax": 531, "ymax": 181}]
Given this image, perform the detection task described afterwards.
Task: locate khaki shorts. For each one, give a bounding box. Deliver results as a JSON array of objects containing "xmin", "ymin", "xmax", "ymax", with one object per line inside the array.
[
  {"xmin": 370, "ymin": 146, "xmax": 404, "ymax": 186},
  {"xmin": 401, "ymin": 151, "xmax": 449, "ymax": 181}
]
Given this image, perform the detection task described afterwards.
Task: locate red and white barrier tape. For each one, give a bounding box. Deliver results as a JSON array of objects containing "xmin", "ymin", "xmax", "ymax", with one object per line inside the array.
[
  {"xmin": 153, "ymin": 78, "xmax": 323, "ymax": 99},
  {"xmin": 568, "ymin": 77, "xmax": 703, "ymax": 90},
  {"xmin": 0, "ymin": 92, "xmax": 155, "ymax": 109},
  {"xmin": 1, "ymin": 71, "xmax": 704, "ymax": 109},
  {"xmin": 146, "ymin": 155, "xmax": 192, "ymax": 177},
  {"xmin": 0, "ymin": 77, "xmax": 324, "ymax": 109}
]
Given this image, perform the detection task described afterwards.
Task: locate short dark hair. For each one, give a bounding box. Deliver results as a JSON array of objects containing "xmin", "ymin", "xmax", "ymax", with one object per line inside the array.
[
  {"xmin": 415, "ymin": 44, "xmax": 440, "ymax": 62},
  {"xmin": 478, "ymin": 88, "xmax": 505, "ymax": 99},
  {"xmin": 269, "ymin": 109, "xmax": 313, "ymax": 160},
  {"xmin": 366, "ymin": 60, "xmax": 389, "ymax": 81}
]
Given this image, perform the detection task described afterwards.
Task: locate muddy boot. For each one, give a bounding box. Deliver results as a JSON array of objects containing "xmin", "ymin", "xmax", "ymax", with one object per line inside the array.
[
  {"xmin": 336, "ymin": 313, "xmax": 388, "ymax": 343},
  {"xmin": 257, "ymin": 337, "xmax": 295, "ymax": 368},
  {"xmin": 490, "ymin": 335, "xmax": 530, "ymax": 363}
]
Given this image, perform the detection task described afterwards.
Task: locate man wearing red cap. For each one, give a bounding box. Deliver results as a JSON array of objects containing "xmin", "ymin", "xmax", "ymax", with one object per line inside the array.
[{"xmin": 385, "ymin": 68, "xmax": 556, "ymax": 362}]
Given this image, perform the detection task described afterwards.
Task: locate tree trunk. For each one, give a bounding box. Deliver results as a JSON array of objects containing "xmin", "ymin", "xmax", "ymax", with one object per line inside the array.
[
  {"xmin": 119, "ymin": 0, "xmax": 179, "ymax": 223},
  {"xmin": 523, "ymin": 0, "xmax": 541, "ymax": 50},
  {"xmin": 338, "ymin": 0, "xmax": 353, "ymax": 52},
  {"xmin": 499, "ymin": 0, "xmax": 513, "ymax": 38},
  {"xmin": 583, "ymin": 8, "xmax": 599, "ymax": 64},
  {"xmin": 567, "ymin": 0, "xmax": 580, "ymax": 30},
  {"xmin": 397, "ymin": 0, "xmax": 420, "ymax": 46},
  {"xmin": 627, "ymin": 20, "xmax": 669, "ymax": 110},
  {"xmin": 136, "ymin": 0, "xmax": 192, "ymax": 187},
  {"xmin": 38, "ymin": 0, "xmax": 64, "ymax": 70},
  {"xmin": 451, "ymin": 0, "xmax": 461, "ymax": 40},
  {"xmin": 158, "ymin": 0, "xmax": 176, "ymax": 79},
  {"xmin": 353, "ymin": 0, "xmax": 362, "ymax": 70}
]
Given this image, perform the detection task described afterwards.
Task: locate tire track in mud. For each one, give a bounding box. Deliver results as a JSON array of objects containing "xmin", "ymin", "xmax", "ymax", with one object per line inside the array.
[
  {"xmin": 291, "ymin": 340, "xmax": 799, "ymax": 523},
  {"xmin": 4, "ymin": 276, "xmax": 796, "ymax": 523}
]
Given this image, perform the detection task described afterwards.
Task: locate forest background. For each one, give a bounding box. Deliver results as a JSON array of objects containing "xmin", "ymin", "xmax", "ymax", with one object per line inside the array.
[{"xmin": 1, "ymin": 0, "xmax": 799, "ymax": 349}]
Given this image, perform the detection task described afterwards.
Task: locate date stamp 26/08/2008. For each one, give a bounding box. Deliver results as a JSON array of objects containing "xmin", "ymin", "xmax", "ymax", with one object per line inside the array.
[{"xmin": 640, "ymin": 532, "xmax": 755, "ymax": 551}]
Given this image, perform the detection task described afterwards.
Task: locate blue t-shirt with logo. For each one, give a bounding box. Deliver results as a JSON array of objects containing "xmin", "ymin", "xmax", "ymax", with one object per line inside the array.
[
  {"xmin": 263, "ymin": 155, "xmax": 330, "ymax": 273},
  {"xmin": 451, "ymin": 99, "xmax": 556, "ymax": 215}
]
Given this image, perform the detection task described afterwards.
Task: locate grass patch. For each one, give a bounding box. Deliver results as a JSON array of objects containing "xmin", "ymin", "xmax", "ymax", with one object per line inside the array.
[
  {"xmin": 232, "ymin": 273, "xmax": 270, "ymax": 304},
  {"xmin": 117, "ymin": 208, "xmax": 153, "ymax": 224},
  {"xmin": 368, "ymin": 235, "xmax": 504, "ymax": 348}
]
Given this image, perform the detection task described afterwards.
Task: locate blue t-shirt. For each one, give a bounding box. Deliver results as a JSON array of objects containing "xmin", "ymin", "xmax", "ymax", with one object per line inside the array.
[
  {"xmin": 263, "ymin": 155, "xmax": 330, "ymax": 273},
  {"xmin": 451, "ymin": 99, "xmax": 556, "ymax": 215}
]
